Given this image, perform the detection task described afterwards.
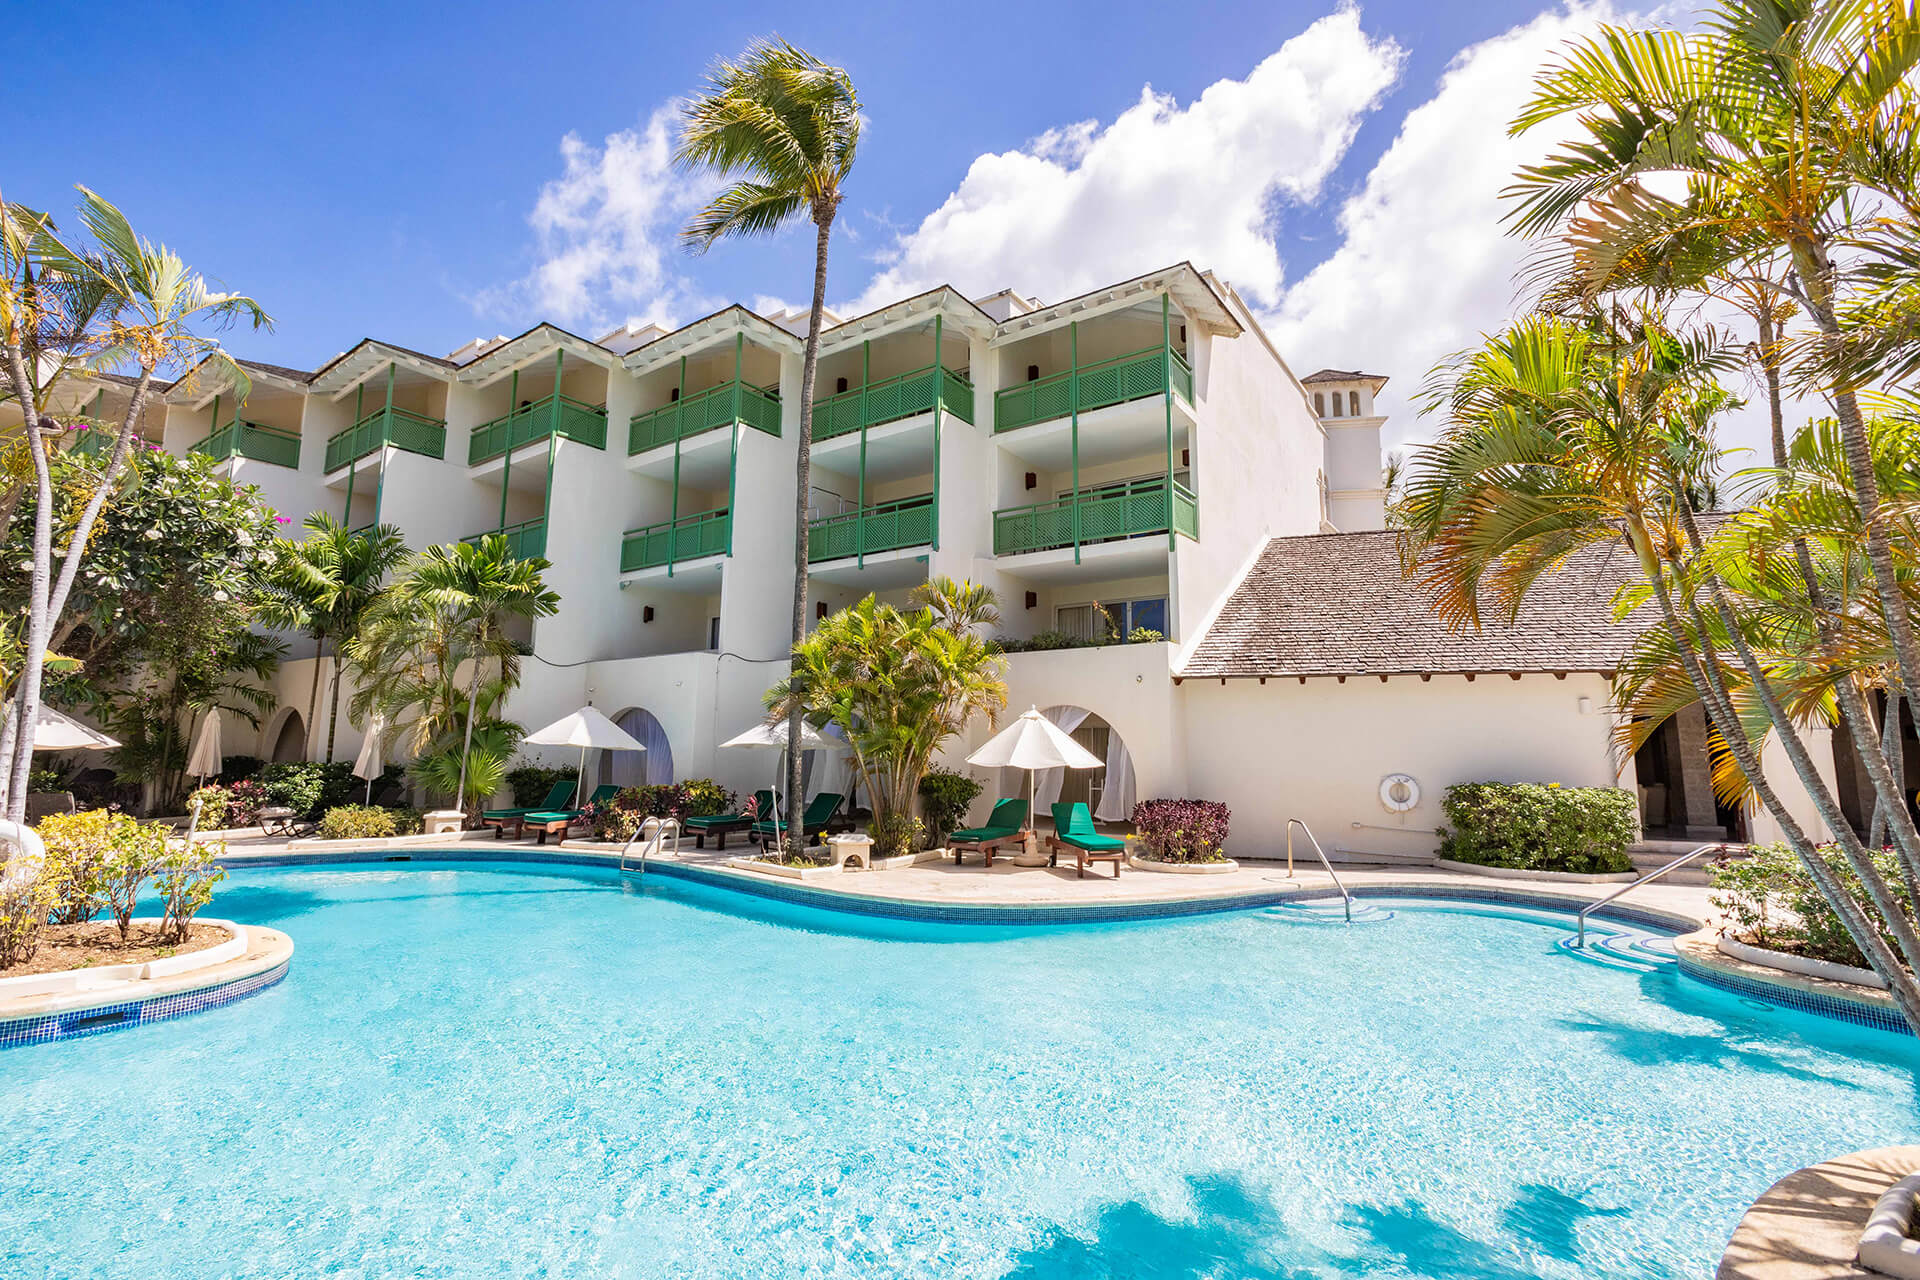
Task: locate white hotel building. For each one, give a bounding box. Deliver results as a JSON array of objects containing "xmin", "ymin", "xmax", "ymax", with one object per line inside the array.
[{"xmin": 60, "ymin": 263, "xmax": 1853, "ymax": 859}]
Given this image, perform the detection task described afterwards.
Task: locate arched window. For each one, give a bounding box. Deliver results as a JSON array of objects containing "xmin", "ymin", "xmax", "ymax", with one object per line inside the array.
[
  {"xmin": 603, "ymin": 707, "xmax": 673, "ymax": 786},
  {"xmin": 1313, "ymin": 392, "xmax": 1325, "ymax": 416},
  {"xmin": 1330, "ymin": 395, "xmax": 1342, "ymax": 417},
  {"xmin": 1350, "ymin": 390, "xmax": 1361, "ymax": 416}
]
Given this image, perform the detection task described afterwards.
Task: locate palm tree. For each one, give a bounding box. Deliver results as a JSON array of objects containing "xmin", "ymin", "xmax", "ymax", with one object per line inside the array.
[
  {"xmin": 677, "ymin": 37, "xmax": 860, "ymax": 853},
  {"xmin": 910, "ymin": 576, "xmax": 1001, "ymax": 635},
  {"xmin": 261, "ymin": 514, "xmax": 409, "ymax": 762},
  {"xmin": 368, "ymin": 538, "xmax": 557, "ymax": 818},
  {"xmin": 0, "ymin": 186, "xmax": 267, "ymax": 822}
]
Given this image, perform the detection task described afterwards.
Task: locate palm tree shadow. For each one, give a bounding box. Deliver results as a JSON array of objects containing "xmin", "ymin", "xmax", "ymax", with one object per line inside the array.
[
  {"xmin": 1556, "ymin": 1011, "xmax": 1863, "ymax": 1088},
  {"xmin": 997, "ymin": 1175, "xmax": 1630, "ymax": 1279}
]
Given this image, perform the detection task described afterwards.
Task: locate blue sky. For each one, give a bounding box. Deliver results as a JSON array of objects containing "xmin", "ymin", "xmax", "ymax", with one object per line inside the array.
[{"xmin": 22, "ymin": 1, "xmax": 1771, "ymax": 455}]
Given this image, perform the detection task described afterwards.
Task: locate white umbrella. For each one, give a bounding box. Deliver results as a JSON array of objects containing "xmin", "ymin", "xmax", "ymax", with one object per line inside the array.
[
  {"xmin": 28, "ymin": 705, "xmax": 118, "ymax": 751},
  {"xmin": 354, "ymin": 715, "xmax": 387, "ymax": 803},
  {"xmin": 721, "ymin": 719, "xmax": 836, "ymax": 854},
  {"xmin": 966, "ymin": 706, "xmax": 1102, "ymax": 835},
  {"xmin": 186, "ymin": 709, "xmax": 223, "ymax": 783},
  {"xmin": 523, "ymin": 706, "xmax": 647, "ymax": 798}
]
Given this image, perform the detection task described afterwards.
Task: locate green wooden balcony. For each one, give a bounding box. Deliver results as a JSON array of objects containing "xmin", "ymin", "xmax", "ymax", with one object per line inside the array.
[
  {"xmin": 191, "ymin": 419, "xmax": 301, "ymax": 469},
  {"xmin": 628, "ymin": 380, "xmax": 780, "ymax": 455},
  {"xmin": 808, "ymin": 493, "xmax": 934, "ymax": 563},
  {"xmin": 469, "ymin": 393, "xmax": 607, "ymax": 466},
  {"xmin": 621, "ymin": 508, "xmax": 730, "ymax": 572},
  {"xmin": 992, "ymin": 476, "xmax": 1196, "ymax": 556},
  {"xmin": 812, "ymin": 365, "xmax": 973, "ymax": 442},
  {"xmin": 994, "ymin": 344, "xmax": 1194, "ymax": 433},
  {"xmin": 462, "ymin": 516, "xmax": 547, "ymax": 561},
  {"xmin": 326, "ymin": 405, "xmax": 447, "ymax": 473}
]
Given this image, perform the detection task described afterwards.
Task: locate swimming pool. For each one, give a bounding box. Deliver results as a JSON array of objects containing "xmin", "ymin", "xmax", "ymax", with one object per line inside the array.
[{"xmin": 3, "ymin": 860, "xmax": 1913, "ymax": 1279}]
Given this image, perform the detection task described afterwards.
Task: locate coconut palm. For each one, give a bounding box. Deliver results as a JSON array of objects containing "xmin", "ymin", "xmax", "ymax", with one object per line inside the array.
[
  {"xmin": 360, "ymin": 537, "xmax": 557, "ymax": 818},
  {"xmin": 0, "ymin": 186, "xmax": 268, "ymax": 823},
  {"xmin": 677, "ymin": 37, "xmax": 860, "ymax": 851},
  {"xmin": 261, "ymin": 514, "xmax": 409, "ymax": 762},
  {"xmin": 1403, "ymin": 309, "xmax": 1920, "ymax": 1028}
]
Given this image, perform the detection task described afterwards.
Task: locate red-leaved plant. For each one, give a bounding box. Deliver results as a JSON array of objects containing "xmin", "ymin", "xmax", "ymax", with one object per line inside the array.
[{"xmin": 1131, "ymin": 798, "xmax": 1231, "ymax": 863}]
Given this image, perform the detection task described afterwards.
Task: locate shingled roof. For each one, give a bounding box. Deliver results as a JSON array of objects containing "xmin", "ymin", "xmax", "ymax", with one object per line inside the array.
[{"xmin": 1180, "ymin": 530, "xmax": 1645, "ymax": 679}]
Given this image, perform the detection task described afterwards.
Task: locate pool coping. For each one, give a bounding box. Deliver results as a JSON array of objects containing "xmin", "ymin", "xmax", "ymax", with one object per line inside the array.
[{"xmin": 1718, "ymin": 1145, "xmax": 1920, "ymax": 1279}]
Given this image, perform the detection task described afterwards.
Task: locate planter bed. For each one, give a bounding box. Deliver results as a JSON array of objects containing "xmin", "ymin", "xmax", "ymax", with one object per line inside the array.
[
  {"xmin": 727, "ymin": 853, "xmax": 837, "ymax": 881},
  {"xmin": 1717, "ymin": 933, "xmax": 1887, "ymax": 990},
  {"xmin": 1126, "ymin": 854, "xmax": 1240, "ymax": 875},
  {"xmin": 1433, "ymin": 857, "xmax": 1636, "ymax": 884}
]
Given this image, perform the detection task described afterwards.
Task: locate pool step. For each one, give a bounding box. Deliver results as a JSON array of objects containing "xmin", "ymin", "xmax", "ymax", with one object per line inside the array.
[
  {"xmin": 1257, "ymin": 901, "xmax": 1398, "ymax": 926},
  {"xmin": 1555, "ymin": 927, "xmax": 1678, "ymax": 973}
]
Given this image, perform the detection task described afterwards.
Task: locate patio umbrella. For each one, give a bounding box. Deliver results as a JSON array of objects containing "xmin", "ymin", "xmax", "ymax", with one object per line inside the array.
[
  {"xmin": 523, "ymin": 706, "xmax": 647, "ymax": 797},
  {"xmin": 186, "ymin": 709, "xmax": 223, "ymax": 783},
  {"xmin": 721, "ymin": 719, "xmax": 835, "ymax": 854},
  {"xmin": 353, "ymin": 715, "xmax": 387, "ymax": 804},
  {"xmin": 27, "ymin": 705, "xmax": 118, "ymax": 751},
  {"xmin": 966, "ymin": 706, "xmax": 1102, "ymax": 837}
]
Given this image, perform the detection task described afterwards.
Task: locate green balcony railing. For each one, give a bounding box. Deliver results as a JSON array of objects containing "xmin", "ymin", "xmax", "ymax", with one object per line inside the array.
[
  {"xmin": 812, "ymin": 364, "xmax": 973, "ymax": 442},
  {"xmin": 469, "ymin": 393, "xmax": 607, "ymax": 466},
  {"xmin": 994, "ymin": 344, "xmax": 1194, "ymax": 434},
  {"xmin": 807, "ymin": 493, "xmax": 935, "ymax": 563},
  {"xmin": 992, "ymin": 476, "xmax": 1197, "ymax": 556},
  {"xmin": 628, "ymin": 380, "xmax": 780, "ymax": 455},
  {"xmin": 67, "ymin": 428, "xmax": 113, "ymax": 461},
  {"xmin": 191, "ymin": 419, "xmax": 302, "ymax": 469},
  {"xmin": 620, "ymin": 508, "xmax": 730, "ymax": 572},
  {"xmin": 326, "ymin": 405, "xmax": 447, "ymax": 473},
  {"xmin": 462, "ymin": 516, "xmax": 548, "ymax": 561}
]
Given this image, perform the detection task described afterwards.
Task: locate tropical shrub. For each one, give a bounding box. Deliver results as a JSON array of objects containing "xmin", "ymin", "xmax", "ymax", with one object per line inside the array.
[
  {"xmin": 35, "ymin": 809, "xmax": 114, "ymax": 924},
  {"xmin": 1436, "ymin": 782, "xmax": 1636, "ymax": 874},
  {"xmin": 994, "ymin": 630, "xmax": 1097, "ymax": 654},
  {"xmin": 1131, "ymin": 798, "xmax": 1232, "ymax": 863},
  {"xmin": 188, "ymin": 785, "xmax": 229, "ymax": 831},
  {"xmin": 584, "ymin": 803, "xmax": 643, "ymax": 844},
  {"xmin": 0, "ymin": 875, "xmax": 55, "ymax": 968},
  {"xmin": 871, "ymin": 811, "xmax": 924, "ymax": 860},
  {"xmin": 1711, "ymin": 844, "xmax": 1913, "ymax": 970},
  {"xmin": 225, "ymin": 779, "xmax": 268, "ymax": 827},
  {"xmin": 215, "ymin": 756, "xmax": 262, "ymax": 786},
  {"xmin": 153, "ymin": 842, "xmax": 226, "ymax": 943},
  {"xmin": 918, "ymin": 768, "xmax": 983, "ymax": 844},
  {"xmin": 505, "ymin": 764, "xmax": 578, "ymax": 807},
  {"xmin": 258, "ymin": 761, "xmax": 363, "ymax": 818},
  {"xmin": 677, "ymin": 778, "xmax": 732, "ymax": 818},
  {"xmin": 100, "ymin": 816, "xmax": 170, "ymax": 939},
  {"xmin": 315, "ymin": 805, "xmax": 423, "ymax": 841},
  {"xmin": 27, "ymin": 764, "xmax": 67, "ymax": 794}
]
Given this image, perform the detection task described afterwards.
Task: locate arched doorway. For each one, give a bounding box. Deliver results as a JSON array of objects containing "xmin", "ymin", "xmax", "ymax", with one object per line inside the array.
[
  {"xmin": 269, "ymin": 709, "xmax": 307, "ymax": 763},
  {"xmin": 603, "ymin": 707, "xmax": 672, "ymax": 787},
  {"xmin": 1021, "ymin": 705, "xmax": 1136, "ymax": 826}
]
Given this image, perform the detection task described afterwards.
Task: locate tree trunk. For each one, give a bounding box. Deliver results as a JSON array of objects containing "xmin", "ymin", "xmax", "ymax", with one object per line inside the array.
[
  {"xmin": 456, "ymin": 654, "xmax": 480, "ymax": 824},
  {"xmin": 325, "ymin": 649, "xmax": 343, "ymax": 763},
  {"xmin": 785, "ymin": 212, "xmax": 834, "ymax": 857},
  {"xmin": 306, "ymin": 633, "xmax": 324, "ymax": 762}
]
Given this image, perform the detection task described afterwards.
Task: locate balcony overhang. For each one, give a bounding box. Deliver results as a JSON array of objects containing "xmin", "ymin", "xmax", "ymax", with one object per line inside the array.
[
  {"xmin": 987, "ymin": 263, "xmax": 1239, "ymax": 346},
  {"xmin": 819, "ymin": 286, "xmax": 995, "ymax": 355},
  {"xmin": 309, "ymin": 339, "xmax": 457, "ymax": 399},
  {"xmin": 993, "ymin": 537, "xmax": 1172, "ymax": 584},
  {"xmin": 164, "ymin": 355, "xmax": 311, "ymax": 411},
  {"xmin": 620, "ymin": 305, "xmax": 804, "ymax": 378},
  {"xmin": 455, "ymin": 323, "xmax": 618, "ymax": 387}
]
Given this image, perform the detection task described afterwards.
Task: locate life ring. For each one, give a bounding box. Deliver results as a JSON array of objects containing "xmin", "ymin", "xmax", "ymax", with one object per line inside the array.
[{"xmin": 1379, "ymin": 774, "xmax": 1420, "ymax": 813}]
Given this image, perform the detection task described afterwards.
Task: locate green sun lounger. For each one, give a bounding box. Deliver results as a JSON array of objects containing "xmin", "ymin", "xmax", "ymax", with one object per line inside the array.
[
  {"xmin": 948, "ymin": 798, "xmax": 1029, "ymax": 867},
  {"xmin": 749, "ymin": 792, "xmax": 842, "ymax": 845},
  {"xmin": 684, "ymin": 790, "xmax": 774, "ymax": 849},
  {"xmin": 524, "ymin": 784, "xmax": 620, "ymax": 845},
  {"xmin": 1048, "ymin": 802, "xmax": 1125, "ymax": 878},
  {"xmin": 483, "ymin": 780, "xmax": 576, "ymax": 838}
]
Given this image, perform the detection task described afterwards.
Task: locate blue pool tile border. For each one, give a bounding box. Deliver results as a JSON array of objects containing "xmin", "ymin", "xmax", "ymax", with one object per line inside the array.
[
  {"xmin": 214, "ymin": 847, "xmax": 1905, "ymax": 1039},
  {"xmin": 0, "ymin": 958, "xmax": 289, "ymax": 1050}
]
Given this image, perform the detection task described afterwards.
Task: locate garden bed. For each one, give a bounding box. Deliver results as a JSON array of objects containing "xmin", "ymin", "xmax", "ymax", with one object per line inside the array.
[
  {"xmin": 6, "ymin": 921, "xmax": 229, "ymax": 978},
  {"xmin": 1717, "ymin": 933, "xmax": 1888, "ymax": 990},
  {"xmin": 728, "ymin": 855, "xmax": 838, "ymax": 881},
  {"xmin": 1434, "ymin": 857, "xmax": 1637, "ymax": 884},
  {"xmin": 1127, "ymin": 854, "xmax": 1239, "ymax": 875}
]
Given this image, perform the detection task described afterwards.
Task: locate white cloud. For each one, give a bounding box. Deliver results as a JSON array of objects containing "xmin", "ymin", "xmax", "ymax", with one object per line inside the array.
[
  {"xmin": 846, "ymin": 6, "xmax": 1404, "ymax": 314},
  {"xmin": 480, "ymin": 107, "xmax": 718, "ymax": 333}
]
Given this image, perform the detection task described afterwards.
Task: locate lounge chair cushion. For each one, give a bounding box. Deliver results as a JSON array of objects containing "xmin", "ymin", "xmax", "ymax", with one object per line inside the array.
[
  {"xmin": 1051, "ymin": 802, "xmax": 1124, "ymax": 850},
  {"xmin": 484, "ymin": 779, "xmax": 577, "ymax": 822}
]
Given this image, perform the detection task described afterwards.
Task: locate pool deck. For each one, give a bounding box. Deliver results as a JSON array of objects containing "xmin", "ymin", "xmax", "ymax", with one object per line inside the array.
[{"xmin": 1718, "ymin": 1146, "xmax": 1920, "ymax": 1280}]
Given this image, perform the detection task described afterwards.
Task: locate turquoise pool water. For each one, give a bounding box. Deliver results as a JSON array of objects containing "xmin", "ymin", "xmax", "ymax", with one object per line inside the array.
[{"xmin": 2, "ymin": 861, "xmax": 1914, "ymax": 1279}]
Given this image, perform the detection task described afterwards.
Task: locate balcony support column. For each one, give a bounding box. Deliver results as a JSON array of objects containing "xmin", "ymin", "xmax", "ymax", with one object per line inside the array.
[
  {"xmin": 542, "ymin": 350, "xmax": 563, "ymax": 559},
  {"xmin": 669, "ymin": 354, "xmax": 685, "ymax": 577},
  {"xmin": 1162, "ymin": 293, "xmax": 1175, "ymax": 552},
  {"xmin": 1071, "ymin": 320, "xmax": 1081, "ymax": 565},
  {"xmin": 373, "ymin": 363, "xmax": 395, "ymax": 528},
  {"xmin": 930, "ymin": 313, "xmax": 943, "ymax": 553},
  {"xmin": 209, "ymin": 394, "xmax": 222, "ymax": 463},
  {"xmin": 344, "ymin": 383, "xmax": 362, "ymax": 521},
  {"xmin": 726, "ymin": 334, "xmax": 742, "ymax": 557},
  {"xmin": 857, "ymin": 339, "xmax": 869, "ymax": 569},
  {"xmin": 499, "ymin": 369, "xmax": 518, "ymax": 532}
]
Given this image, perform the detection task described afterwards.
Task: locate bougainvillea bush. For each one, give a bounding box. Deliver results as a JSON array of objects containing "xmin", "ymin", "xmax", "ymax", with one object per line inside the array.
[{"xmin": 1131, "ymin": 798, "xmax": 1231, "ymax": 863}]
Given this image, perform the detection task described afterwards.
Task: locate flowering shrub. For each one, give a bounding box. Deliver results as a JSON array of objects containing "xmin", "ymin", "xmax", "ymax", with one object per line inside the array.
[
  {"xmin": 101, "ymin": 817, "xmax": 170, "ymax": 940},
  {"xmin": 1131, "ymin": 798, "xmax": 1232, "ymax": 863},
  {"xmin": 188, "ymin": 785, "xmax": 230, "ymax": 830},
  {"xmin": 584, "ymin": 803, "xmax": 643, "ymax": 843},
  {"xmin": 225, "ymin": 779, "xmax": 268, "ymax": 827},
  {"xmin": 871, "ymin": 812, "xmax": 924, "ymax": 859},
  {"xmin": 153, "ymin": 842, "xmax": 227, "ymax": 943},
  {"xmin": 1711, "ymin": 843, "xmax": 1911, "ymax": 969},
  {"xmin": 315, "ymin": 805, "xmax": 423, "ymax": 840},
  {"xmin": 1437, "ymin": 782, "xmax": 1636, "ymax": 874},
  {"xmin": 584, "ymin": 781, "xmax": 733, "ymax": 842},
  {"xmin": 35, "ymin": 810, "xmax": 117, "ymax": 924}
]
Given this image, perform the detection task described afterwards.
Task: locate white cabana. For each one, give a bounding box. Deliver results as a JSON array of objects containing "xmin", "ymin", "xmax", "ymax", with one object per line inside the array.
[
  {"xmin": 186, "ymin": 709, "xmax": 223, "ymax": 783},
  {"xmin": 353, "ymin": 715, "xmax": 387, "ymax": 803},
  {"xmin": 966, "ymin": 706, "xmax": 1102, "ymax": 833},
  {"xmin": 523, "ymin": 706, "xmax": 647, "ymax": 795}
]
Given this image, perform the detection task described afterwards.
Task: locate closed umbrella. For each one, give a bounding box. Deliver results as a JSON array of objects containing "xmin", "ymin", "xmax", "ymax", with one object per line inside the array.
[
  {"xmin": 353, "ymin": 715, "xmax": 387, "ymax": 804},
  {"xmin": 523, "ymin": 706, "xmax": 647, "ymax": 797},
  {"xmin": 966, "ymin": 706, "xmax": 1102, "ymax": 849},
  {"xmin": 186, "ymin": 709, "xmax": 223, "ymax": 783},
  {"xmin": 721, "ymin": 719, "xmax": 835, "ymax": 854}
]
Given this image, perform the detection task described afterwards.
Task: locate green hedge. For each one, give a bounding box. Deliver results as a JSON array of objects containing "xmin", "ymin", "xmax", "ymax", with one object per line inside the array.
[{"xmin": 1437, "ymin": 782, "xmax": 1637, "ymax": 874}]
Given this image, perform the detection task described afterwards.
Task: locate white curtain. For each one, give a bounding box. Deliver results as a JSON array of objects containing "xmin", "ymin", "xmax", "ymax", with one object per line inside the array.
[
  {"xmin": 1030, "ymin": 705, "xmax": 1091, "ymax": 812},
  {"xmin": 806, "ymin": 724, "xmax": 851, "ymax": 803},
  {"xmin": 1094, "ymin": 732, "xmax": 1135, "ymax": 822},
  {"xmin": 605, "ymin": 708, "xmax": 673, "ymax": 787}
]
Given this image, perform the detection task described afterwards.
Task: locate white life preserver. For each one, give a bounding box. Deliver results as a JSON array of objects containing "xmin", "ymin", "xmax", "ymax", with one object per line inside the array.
[
  {"xmin": 1379, "ymin": 774, "xmax": 1420, "ymax": 813},
  {"xmin": 0, "ymin": 818, "xmax": 47, "ymax": 893}
]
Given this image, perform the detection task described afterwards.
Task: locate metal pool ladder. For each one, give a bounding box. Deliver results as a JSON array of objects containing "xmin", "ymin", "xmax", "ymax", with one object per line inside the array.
[
  {"xmin": 619, "ymin": 817, "xmax": 682, "ymax": 876},
  {"xmin": 1574, "ymin": 843, "xmax": 1720, "ymax": 947},
  {"xmin": 1285, "ymin": 819, "xmax": 1354, "ymax": 923}
]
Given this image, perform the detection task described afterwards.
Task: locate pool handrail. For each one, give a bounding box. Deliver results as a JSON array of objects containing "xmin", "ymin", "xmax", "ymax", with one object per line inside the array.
[
  {"xmin": 620, "ymin": 815, "xmax": 681, "ymax": 875},
  {"xmin": 1574, "ymin": 842, "xmax": 1720, "ymax": 947},
  {"xmin": 1285, "ymin": 818, "xmax": 1353, "ymax": 924}
]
